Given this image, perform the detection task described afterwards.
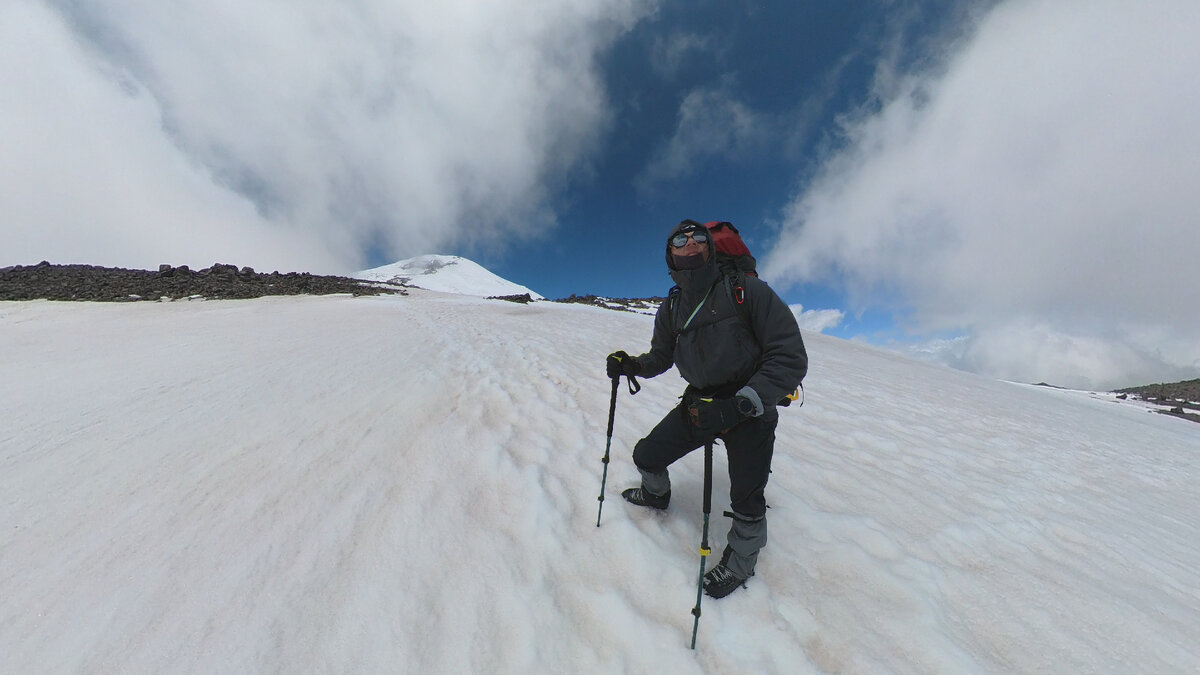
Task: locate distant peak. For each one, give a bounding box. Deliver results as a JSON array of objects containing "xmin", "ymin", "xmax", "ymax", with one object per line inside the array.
[{"xmin": 356, "ymin": 255, "xmax": 543, "ymax": 300}]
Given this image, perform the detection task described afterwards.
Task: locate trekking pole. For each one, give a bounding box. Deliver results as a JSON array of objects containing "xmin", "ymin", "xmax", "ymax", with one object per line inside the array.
[
  {"xmin": 597, "ymin": 372, "xmax": 639, "ymax": 527},
  {"xmin": 690, "ymin": 439, "xmax": 715, "ymax": 649},
  {"xmin": 596, "ymin": 377, "xmax": 620, "ymax": 527}
]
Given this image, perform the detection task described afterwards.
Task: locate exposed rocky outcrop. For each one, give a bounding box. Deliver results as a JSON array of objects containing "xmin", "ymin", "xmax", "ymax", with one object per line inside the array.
[
  {"xmin": 1115, "ymin": 379, "xmax": 1200, "ymax": 423},
  {"xmin": 552, "ymin": 294, "xmax": 665, "ymax": 314},
  {"xmin": 0, "ymin": 262, "xmax": 406, "ymax": 302},
  {"xmin": 1116, "ymin": 379, "xmax": 1200, "ymax": 403}
]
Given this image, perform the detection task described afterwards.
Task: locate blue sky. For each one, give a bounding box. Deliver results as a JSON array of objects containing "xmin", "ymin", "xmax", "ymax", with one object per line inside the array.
[
  {"xmin": 475, "ymin": 1, "xmax": 967, "ymax": 339},
  {"xmin": 488, "ymin": 5, "xmax": 891, "ymax": 279},
  {"xmin": 478, "ymin": 2, "xmax": 890, "ymax": 297},
  {"xmin": 3, "ymin": 0, "xmax": 1199, "ymax": 390}
]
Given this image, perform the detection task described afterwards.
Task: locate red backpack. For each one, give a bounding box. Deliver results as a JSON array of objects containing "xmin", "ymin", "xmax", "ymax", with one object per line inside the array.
[{"xmin": 702, "ymin": 221, "xmax": 757, "ymax": 278}]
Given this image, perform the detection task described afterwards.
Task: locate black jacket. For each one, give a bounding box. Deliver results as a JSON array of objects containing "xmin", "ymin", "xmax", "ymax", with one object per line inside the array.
[{"xmin": 636, "ymin": 227, "xmax": 808, "ymax": 407}]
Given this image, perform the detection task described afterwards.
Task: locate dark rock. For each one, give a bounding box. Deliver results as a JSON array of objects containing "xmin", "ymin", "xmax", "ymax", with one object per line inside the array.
[
  {"xmin": 1115, "ymin": 379, "xmax": 1200, "ymax": 425},
  {"xmin": 489, "ymin": 293, "xmax": 533, "ymax": 304},
  {"xmin": 0, "ymin": 262, "xmax": 406, "ymax": 302},
  {"xmin": 1115, "ymin": 379, "xmax": 1200, "ymax": 404},
  {"xmin": 551, "ymin": 294, "xmax": 668, "ymax": 313}
]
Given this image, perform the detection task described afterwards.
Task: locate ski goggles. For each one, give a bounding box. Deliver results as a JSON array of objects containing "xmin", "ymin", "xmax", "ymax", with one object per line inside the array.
[{"xmin": 669, "ymin": 228, "xmax": 710, "ymax": 248}]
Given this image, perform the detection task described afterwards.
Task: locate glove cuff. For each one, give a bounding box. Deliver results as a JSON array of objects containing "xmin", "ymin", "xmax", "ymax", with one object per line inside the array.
[{"xmin": 735, "ymin": 386, "xmax": 764, "ymax": 417}]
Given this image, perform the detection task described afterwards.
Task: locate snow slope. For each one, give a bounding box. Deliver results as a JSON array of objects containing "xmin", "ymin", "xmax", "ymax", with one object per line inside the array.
[
  {"xmin": 2, "ymin": 291, "xmax": 1198, "ymax": 673},
  {"xmin": 357, "ymin": 255, "xmax": 544, "ymax": 300}
]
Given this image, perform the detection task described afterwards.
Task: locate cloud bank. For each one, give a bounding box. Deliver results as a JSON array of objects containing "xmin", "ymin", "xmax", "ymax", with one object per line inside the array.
[
  {"xmin": 1, "ymin": 0, "xmax": 652, "ymax": 273},
  {"xmin": 764, "ymin": 0, "xmax": 1200, "ymax": 389}
]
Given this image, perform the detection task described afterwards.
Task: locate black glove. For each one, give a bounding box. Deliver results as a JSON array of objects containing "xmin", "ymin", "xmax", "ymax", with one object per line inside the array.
[
  {"xmin": 687, "ymin": 395, "xmax": 753, "ymax": 435},
  {"xmin": 606, "ymin": 351, "xmax": 642, "ymax": 379}
]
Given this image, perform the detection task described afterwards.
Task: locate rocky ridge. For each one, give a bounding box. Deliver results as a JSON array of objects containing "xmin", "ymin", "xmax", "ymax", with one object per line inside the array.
[
  {"xmin": 552, "ymin": 294, "xmax": 665, "ymax": 315},
  {"xmin": 1114, "ymin": 379, "xmax": 1200, "ymax": 423},
  {"xmin": 0, "ymin": 262, "xmax": 405, "ymax": 302}
]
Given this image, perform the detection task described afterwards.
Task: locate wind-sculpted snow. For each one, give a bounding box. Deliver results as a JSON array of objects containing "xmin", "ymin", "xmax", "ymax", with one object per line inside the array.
[{"xmin": 1, "ymin": 290, "xmax": 1198, "ymax": 672}]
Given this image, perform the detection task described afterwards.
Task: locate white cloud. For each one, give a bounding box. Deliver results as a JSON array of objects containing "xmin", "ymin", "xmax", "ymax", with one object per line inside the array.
[
  {"xmin": 790, "ymin": 304, "xmax": 844, "ymax": 334},
  {"xmin": 650, "ymin": 31, "xmax": 715, "ymax": 79},
  {"xmin": 764, "ymin": 0, "xmax": 1200, "ymax": 389},
  {"xmin": 0, "ymin": 1, "xmax": 341, "ymax": 273},
  {"xmin": 1, "ymin": 0, "xmax": 654, "ymax": 273},
  {"xmin": 952, "ymin": 322, "xmax": 1199, "ymax": 391},
  {"xmin": 636, "ymin": 83, "xmax": 770, "ymax": 193}
]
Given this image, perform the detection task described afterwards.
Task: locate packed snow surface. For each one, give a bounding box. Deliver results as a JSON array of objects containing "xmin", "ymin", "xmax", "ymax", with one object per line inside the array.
[
  {"xmin": 2, "ymin": 291, "xmax": 1198, "ymax": 673},
  {"xmin": 356, "ymin": 255, "xmax": 544, "ymax": 299}
]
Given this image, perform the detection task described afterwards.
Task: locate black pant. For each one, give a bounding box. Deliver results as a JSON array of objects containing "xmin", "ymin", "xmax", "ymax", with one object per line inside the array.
[{"xmin": 632, "ymin": 403, "xmax": 777, "ymax": 518}]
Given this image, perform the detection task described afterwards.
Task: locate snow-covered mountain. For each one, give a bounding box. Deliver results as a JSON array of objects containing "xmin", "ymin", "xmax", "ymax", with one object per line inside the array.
[
  {"xmin": 357, "ymin": 254, "xmax": 544, "ymax": 300},
  {"xmin": 2, "ymin": 289, "xmax": 1198, "ymax": 672}
]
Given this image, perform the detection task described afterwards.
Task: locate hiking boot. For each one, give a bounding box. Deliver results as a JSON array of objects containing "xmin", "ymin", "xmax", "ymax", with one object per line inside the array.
[
  {"xmin": 704, "ymin": 547, "xmax": 753, "ymax": 598},
  {"xmin": 621, "ymin": 487, "xmax": 670, "ymax": 510},
  {"xmin": 703, "ymin": 563, "xmax": 748, "ymax": 598}
]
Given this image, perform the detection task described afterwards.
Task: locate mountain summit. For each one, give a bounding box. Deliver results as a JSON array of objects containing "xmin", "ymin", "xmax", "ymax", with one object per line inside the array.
[{"xmin": 356, "ymin": 255, "xmax": 543, "ymax": 300}]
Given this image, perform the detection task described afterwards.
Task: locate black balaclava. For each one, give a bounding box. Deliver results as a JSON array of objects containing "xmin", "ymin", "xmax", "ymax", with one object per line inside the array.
[{"xmin": 672, "ymin": 252, "xmax": 706, "ymax": 270}]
